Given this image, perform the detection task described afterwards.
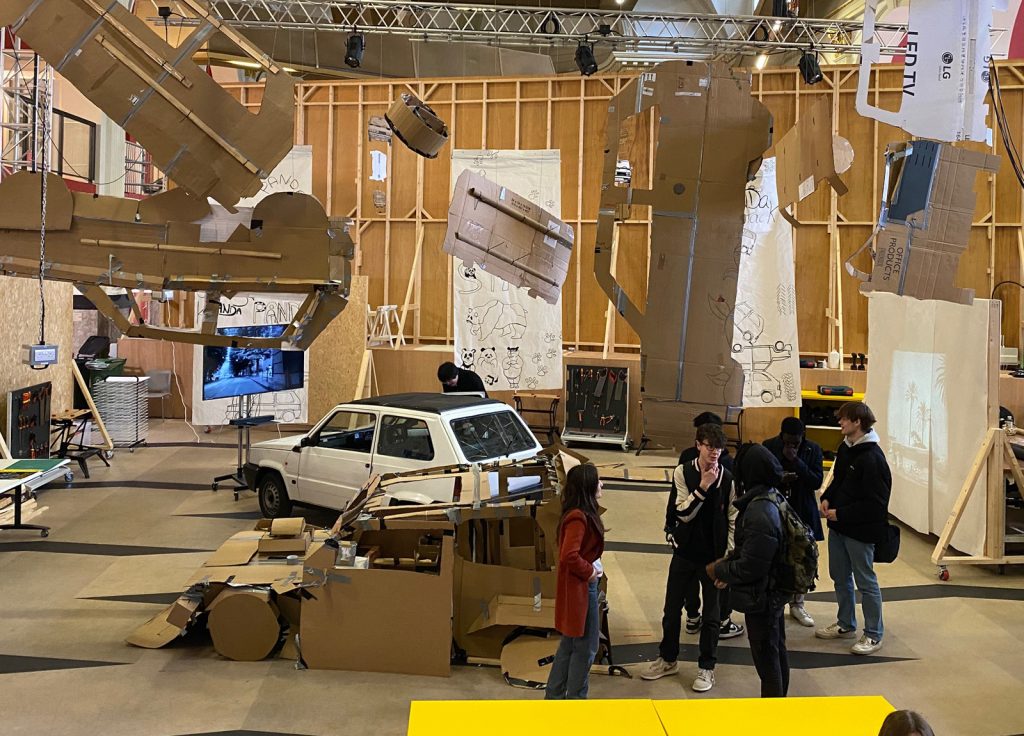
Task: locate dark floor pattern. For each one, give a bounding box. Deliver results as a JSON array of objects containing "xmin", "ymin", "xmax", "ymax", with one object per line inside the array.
[
  {"xmin": 80, "ymin": 592, "xmax": 182, "ymax": 605},
  {"xmin": 610, "ymin": 642, "xmax": 914, "ymax": 670},
  {"xmin": 177, "ymin": 511, "xmax": 263, "ymax": 520},
  {"xmin": 0, "ymin": 541, "xmax": 212, "ymax": 556},
  {"xmin": 601, "ymin": 481, "xmax": 672, "ymax": 493},
  {"xmin": 69, "ymin": 480, "xmax": 212, "ymax": 491},
  {"xmin": 0, "ymin": 653, "xmax": 127, "ymax": 675},
  {"xmin": 176, "ymin": 732, "xmax": 315, "ymax": 736},
  {"xmin": 806, "ymin": 584, "xmax": 1024, "ymax": 603}
]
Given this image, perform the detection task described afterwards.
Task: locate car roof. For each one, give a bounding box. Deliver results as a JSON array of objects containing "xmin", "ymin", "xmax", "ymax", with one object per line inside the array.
[{"xmin": 347, "ymin": 392, "xmax": 502, "ymax": 414}]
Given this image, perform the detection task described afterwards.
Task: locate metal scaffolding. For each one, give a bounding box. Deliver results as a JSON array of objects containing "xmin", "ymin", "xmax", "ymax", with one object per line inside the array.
[
  {"xmin": 0, "ymin": 29, "xmax": 53, "ymax": 184},
  {"xmin": 186, "ymin": 2, "xmax": 910, "ymax": 56}
]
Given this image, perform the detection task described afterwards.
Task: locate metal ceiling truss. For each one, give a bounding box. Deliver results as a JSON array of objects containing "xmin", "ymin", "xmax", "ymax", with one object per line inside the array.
[{"xmin": 189, "ymin": 1, "xmax": 910, "ymax": 56}]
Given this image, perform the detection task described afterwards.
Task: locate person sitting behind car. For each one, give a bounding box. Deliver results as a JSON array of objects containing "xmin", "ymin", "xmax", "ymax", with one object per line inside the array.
[{"xmin": 437, "ymin": 361, "xmax": 487, "ymax": 396}]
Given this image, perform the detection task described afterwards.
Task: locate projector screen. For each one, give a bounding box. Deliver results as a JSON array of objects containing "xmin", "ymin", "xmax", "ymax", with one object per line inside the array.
[{"xmin": 866, "ymin": 293, "xmax": 994, "ymax": 556}]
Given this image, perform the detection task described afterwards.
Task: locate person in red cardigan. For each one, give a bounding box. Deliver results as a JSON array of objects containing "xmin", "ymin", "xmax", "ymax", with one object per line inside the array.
[{"xmin": 545, "ymin": 462, "xmax": 605, "ymax": 700}]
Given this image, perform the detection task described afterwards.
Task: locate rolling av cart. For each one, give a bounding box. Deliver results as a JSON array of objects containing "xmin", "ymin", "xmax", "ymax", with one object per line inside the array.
[
  {"xmin": 561, "ymin": 364, "xmax": 631, "ymax": 452},
  {"xmin": 212, "ymin": 398, "xmax": 275, "ymax": 500}
]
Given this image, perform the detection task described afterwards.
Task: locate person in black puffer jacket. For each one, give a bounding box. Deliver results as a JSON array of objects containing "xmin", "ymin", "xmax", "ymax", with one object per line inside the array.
[
  {"xmin": 816, "ymin": 401, "xmax": 892, "ymax": 657},
  {"xmin": 708, "ymin": 443, "xmax": 789, "ymax": 698}
]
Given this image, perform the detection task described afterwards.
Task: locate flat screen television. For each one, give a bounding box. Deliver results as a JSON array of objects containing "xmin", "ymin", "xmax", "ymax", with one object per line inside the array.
[{"xmin": 201, "ymin": 324, "xmax": 304, "ymax": 401}]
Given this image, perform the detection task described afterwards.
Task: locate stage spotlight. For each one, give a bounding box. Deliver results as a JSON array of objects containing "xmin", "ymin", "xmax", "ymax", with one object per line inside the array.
[
  {"xmin": 575, "ymin": 42, "xmax": 598, "ymax": 76},
  {"xmin": 345, "ymin": 34, "xmax": 365, "ymax": 68},
  {"xmin": 799, "ymin": 48, "xmax": 823, "ymax": 85}
]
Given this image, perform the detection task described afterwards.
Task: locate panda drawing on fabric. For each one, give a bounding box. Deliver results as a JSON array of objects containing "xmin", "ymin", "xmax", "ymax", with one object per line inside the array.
[
  {"xmin": 503, "ymin": 347, "xmax": 524, "ymax": 389},
  {"xmin": 460, "ymin": 348, "xmax": 476, "ymax": 370},
  {"xmin": 478, "ymin": 347, "xmax": 499, "ymax": 386}
]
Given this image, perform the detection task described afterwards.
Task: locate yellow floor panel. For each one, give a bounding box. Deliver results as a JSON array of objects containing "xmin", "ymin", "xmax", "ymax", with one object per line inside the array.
[
  {"xmin": 407, "ymin": 699, "xmax": 666, "ymax": 736},
  {"xmin": 407, "ymin": 696, "xmax": 895, "ymax": 736},
  {"xmin": 655, "ymin": 696, "xmax": 895, "ymax": 735}
]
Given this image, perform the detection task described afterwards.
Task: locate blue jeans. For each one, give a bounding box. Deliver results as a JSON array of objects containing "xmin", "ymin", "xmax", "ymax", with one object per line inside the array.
[
  {"xmin": 545, "ymin": 580, "xmax": 600, "ymax": 699},
  {"xmin": 828, "ymin": 529, "xmax": 883, "ymax": 640}
]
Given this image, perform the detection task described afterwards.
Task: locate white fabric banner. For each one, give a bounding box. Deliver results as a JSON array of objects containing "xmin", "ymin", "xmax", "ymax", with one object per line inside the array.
[
  {"xmin": 190, "ymin": 294, "xmax": 310, "ymax": 426},
  {"xmin": 450, "ymin": 150, "xmax": 563, "ymax": 391},
  {"xmin": 866, "ymin": 293, "xmax": 991, "ymax": 556},
  {"xmin": 734, "ymin": 158, "xmax": 802, "ymax": 408},
  {"xmin": 191, "ymin": 146, "xmax": 315, "ymax": 425}
]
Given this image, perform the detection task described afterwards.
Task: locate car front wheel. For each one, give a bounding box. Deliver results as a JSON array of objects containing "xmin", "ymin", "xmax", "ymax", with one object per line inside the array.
[{"xmin": 257, "ymin": 472, "xmax": 293, "ymax": 518}]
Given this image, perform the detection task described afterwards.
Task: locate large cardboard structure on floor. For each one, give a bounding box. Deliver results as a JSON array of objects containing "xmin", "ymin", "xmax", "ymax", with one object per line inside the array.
[
  {"xmin": 0, "ymin": 0, "xmax": 295, "ymax": 209},
  {"xmin": 0, "ymin": 172, "xmax": 354, "ymax": 349},
  {"xmin": 593, "ymin": 60, "xmax": 773, "ymax": 448},
  {"xmin": 444, "ymin": 169, "xmax": 574, "ymax": 305},
  {"xmin": 846, "ymin": 141, "xmax": 999, "ymax": 305}
]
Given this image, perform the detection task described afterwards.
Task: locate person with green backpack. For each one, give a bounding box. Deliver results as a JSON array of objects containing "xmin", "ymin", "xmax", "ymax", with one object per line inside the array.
[{"xmin": 707, "ymin": 443, "xmax": 820, "ymax": 698}]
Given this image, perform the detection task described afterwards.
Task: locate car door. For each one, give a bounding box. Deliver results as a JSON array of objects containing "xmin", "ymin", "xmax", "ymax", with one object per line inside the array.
[
  {"xmin": 296, "ymin": 409, "xmax": 378, "ymax": 509},
  {"xmin": 372, "ymin": 414, "xmax": 458, "ymax": 503}
]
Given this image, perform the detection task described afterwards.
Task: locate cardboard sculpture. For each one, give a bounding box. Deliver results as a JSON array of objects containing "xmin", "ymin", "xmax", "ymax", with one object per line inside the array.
[
  {"xmin": 0, "ymin": 0, "xmax": 295, "ymax": 209},
  {"xmin": 845, "ymin": 140, "xmax": 1000, "ymax": 304},
  {"xmin": 126, "ymin": 450, "xmax": 615, "ymax": 685},
  {"xmin": 386, "ymin": 93, "xmax": 449, "ymax": 159},
  {"xmin": 857, "ymin": 0, "xmax": 999, "ymax": 143},
  {"xmin": 0, "ymin": 172, "xmax": 354, "ymax": 348},
  {"xmin": 774, "ymin": 96, "xmax": 854, "ymax": 224},
  {"xmin": 444, "ymin": 170, "xmax": 574, "ymax": 304},
  {"xmin": 594, "ymin": 61, "xmax": 773, "ymax": 447}
]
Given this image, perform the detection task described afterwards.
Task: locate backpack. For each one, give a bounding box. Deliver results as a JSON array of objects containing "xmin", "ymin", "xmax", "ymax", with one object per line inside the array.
[{"xmin": 752, "ymin": 490, "xmax": 819, "ymax": 596}]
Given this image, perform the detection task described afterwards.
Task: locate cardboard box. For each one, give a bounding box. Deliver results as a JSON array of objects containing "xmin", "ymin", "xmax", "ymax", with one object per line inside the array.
[
  {"xmin": 300, "ymin": 531, "xmax": 455, "ymax": 677},
  {"xmin": 207, "ymin": 588, "xmax": 283, "ymax": 661},
  {"xmin": 386, "ymin": 93, "xmax": 449, "ymax": 159},
  {"xmin": 846, "ymin": 140, "xmax": 1000, "ymax": 304},
  {"xmin": 593, "ymin": 61, "xmax": 773, "ymax": 449},
  {"xmin": 443, "ymin": 169, "xmax": 574, "ymax": 305}
]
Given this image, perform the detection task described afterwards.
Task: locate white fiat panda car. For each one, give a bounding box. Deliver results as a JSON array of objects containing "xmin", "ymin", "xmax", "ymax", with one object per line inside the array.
[{"xmin": 244, "ymin": 393, "xmax": 542, "ymax": 517}]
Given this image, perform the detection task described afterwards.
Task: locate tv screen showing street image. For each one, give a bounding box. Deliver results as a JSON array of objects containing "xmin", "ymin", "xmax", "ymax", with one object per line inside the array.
[{"xmin": 201, "ymin": 325, "xmax": 304, "ymax": 401}]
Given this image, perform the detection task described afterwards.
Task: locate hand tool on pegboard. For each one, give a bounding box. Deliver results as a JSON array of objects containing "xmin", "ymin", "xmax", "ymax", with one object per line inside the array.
[
  {"xmin": 614, "ymin": 369, "xmax": 627, "ymax": 402},
  {"xmin": 593, "ymin": 368, "xmax": 608, "ymax": 399},
  {"xmin": 605, "ymin": 370, "xmax": 617, "ymax": 409}
]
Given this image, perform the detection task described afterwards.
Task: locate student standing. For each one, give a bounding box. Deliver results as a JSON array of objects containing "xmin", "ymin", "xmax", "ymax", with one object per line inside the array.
[
  {"xmin": 545, "ymin": 463, "xmax": 605, "ymax": 700},
  {"xmin": 816, "ymin": 401, "xmax": 892, "ymax": 655},
  {"xmin": 641, "ymin": 423, "xmax": 736, "ymax": 692},
  {"xmin": 709, "ymin": 443, "xmax": 789, "ymax": 697},
  {"xmin": 763, "ymin": 416, "xmax": 824, "ymax": 626}
]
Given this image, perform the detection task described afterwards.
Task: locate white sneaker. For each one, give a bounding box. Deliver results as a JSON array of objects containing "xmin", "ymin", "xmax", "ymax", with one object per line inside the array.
[
  {"xmin": 692, "ymin": 668, "xmax": 715, "ymax": 692},
  {"xmin": 640, "ymin": 657, "xmax": 679, "ymax": 680},
  {"xmin": 815, "ymin": 622, "xmax": 857, "ymax": 640},
  {"xmin": 851, "ymin": 635, "xmax": 883, "ymax": 655},
  {"xmin": 789, "ymin": 604, "xmax": 815, "ymax": 627}
]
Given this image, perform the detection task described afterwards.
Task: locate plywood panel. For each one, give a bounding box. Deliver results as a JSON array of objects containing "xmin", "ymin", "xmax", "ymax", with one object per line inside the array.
[
  {"xmin": 116, "ymin": 337, "xmax": 193, "ymax": 419},
  {"xmin": 308, "ymin": 276, "xmax": 368, "ymax": 420}
]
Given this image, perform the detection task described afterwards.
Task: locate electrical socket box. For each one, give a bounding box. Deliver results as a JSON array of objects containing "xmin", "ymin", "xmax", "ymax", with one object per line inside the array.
[{"xmin": 24, "ymin": 344, "xmax": 59, "ymax": 368}]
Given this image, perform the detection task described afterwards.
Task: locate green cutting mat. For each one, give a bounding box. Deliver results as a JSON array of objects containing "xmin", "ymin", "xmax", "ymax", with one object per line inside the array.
[{"xmin": 5, "ymin": 459, "xmax": 65, "ymax": 471}]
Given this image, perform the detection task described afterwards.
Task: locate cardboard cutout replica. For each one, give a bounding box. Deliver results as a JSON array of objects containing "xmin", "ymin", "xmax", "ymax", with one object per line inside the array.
[
  {"xmin": 594, "ymin": 61, "xmax": 773, "ymax": 448},
  {"xmin": 0, "ymin": 0, "xmax": 295, "ymax": 210},
  {"xmin": 846, "ymin": 141, "xmax": 1000, "ymax": 305},
  {"xmin": 857, "ymin": 0, "xmax": 1003, "ymax": 143},
  {"xmin": 0, "ymin": 172, "xmax": 353, "ymax": 349},
  {"xmin": 774, "ymin": 95, "xmax": 854, "ymax": 225},
  {"xmin": 444, "ymin": 170, "xmax": 574, "ymax": 305}
]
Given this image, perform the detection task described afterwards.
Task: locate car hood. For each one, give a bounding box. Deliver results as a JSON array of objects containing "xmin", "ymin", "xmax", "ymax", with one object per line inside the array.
[{"xmin": 251, "ymin": 435, "xmax": 305, "ymax": 452}]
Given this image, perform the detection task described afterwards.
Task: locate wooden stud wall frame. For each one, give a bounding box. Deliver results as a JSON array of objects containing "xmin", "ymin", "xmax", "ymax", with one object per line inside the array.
[{"xmin": 224, "ymin": 62, "xmax": 1024, "ymax": 355}]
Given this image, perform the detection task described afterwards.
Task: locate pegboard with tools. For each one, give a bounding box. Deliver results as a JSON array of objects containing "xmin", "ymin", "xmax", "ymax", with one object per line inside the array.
[
  {"xmin": 5, "ymin": 381, "xmax": 52, "ymax": 460},
  {"xmin": 561, "ymin": 364, "xmax": 631, "ymax": 451}
]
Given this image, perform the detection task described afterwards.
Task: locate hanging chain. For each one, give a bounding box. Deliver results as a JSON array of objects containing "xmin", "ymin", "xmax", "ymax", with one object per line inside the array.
[{"xmin": 35, "ymin": 55, "xmax": 50, "ymax": 347}]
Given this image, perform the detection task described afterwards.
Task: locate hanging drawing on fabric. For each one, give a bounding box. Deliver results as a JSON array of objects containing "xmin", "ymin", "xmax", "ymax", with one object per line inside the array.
[{"xmin": 451, "ymin": 150, "xmax": 563, "ymax": 392}]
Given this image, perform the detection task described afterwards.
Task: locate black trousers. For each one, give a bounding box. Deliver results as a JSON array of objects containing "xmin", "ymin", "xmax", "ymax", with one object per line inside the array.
[
  {"xmin": 685, "ymin": 579, "xmax": 733, "ymax": 622},
  {"xmin": 744, "ymin": 606, "xmax": 790, "ymax": 698},
  {"xmin": 659, "ymin": 554, "xmax": 720, "ymax": 669}
]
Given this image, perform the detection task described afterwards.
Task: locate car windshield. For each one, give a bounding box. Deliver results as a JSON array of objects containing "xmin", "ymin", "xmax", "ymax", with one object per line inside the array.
[{"xmin": 450, "ymin": 410, "xmax": 535, "ymax": 462}]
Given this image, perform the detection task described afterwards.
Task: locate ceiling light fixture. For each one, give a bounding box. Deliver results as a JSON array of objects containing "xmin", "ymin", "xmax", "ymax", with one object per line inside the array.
[
  {"xmin": 345, "ymin": 33, "xmax": 365, "ymax": 68},
  {"xmin": 799, "ymin": 48, "xmax": 823, "ymax": 85},
  {"xmin": 755, "ymin": 53, "xmax": 768, "ymax": 70},
  {"xmin": 575, "ymin": 41, "xmax": 598, "ymax": 76}
]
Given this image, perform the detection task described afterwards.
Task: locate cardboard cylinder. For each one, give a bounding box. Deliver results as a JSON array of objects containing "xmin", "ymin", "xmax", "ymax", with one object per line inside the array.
[
  {"xmin": 208, "ymin": 590, "xmax": 281, "ymax": 661},
  {"xmin": 385, "ymin": 93, "xmax": 448, "ymax": 159}
]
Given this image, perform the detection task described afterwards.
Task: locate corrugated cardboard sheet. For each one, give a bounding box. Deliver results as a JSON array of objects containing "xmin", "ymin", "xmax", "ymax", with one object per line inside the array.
[
  {"xmin": 846, "ymin": 140, "xmax": 1000, "ymax": 304},
  {"xmin": 444, "ymin": 170, "xmax": 573, "ymax": 305},
  {"xmin": 593, "ymin": 61, "xmax": 773, "ymax": 448},
  {"xmin": 0, "ymin": 1, "xmax": 294, "ymax": 209},
  {"xmin": 386, "ymin": 93, "xmax": 448, "ymax": 159}
]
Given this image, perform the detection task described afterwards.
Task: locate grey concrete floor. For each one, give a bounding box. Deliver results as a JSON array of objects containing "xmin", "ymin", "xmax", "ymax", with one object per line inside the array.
[{"xmin": 0, "ymin": 421, "xmax": 1022, "ymax": 736}]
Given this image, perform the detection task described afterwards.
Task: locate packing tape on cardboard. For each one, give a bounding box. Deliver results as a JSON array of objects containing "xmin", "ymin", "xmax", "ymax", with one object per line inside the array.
[
  {"xmin": 533, "ymin": 577, "xmax": 543, "ymax": 612},
  {"xmin": 445, "ymin": 508, "xmax": 463, "ymax": 525}
]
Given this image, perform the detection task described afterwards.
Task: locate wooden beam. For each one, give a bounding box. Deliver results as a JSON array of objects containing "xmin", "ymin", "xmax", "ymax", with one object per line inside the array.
[
  {"xmin": 71, "ymin": 360, "xmax": 114, "ymax": 452},
  {"xmin": 932, "ymin": 428, "xmax": 995, "ymax": 565},
  {"xmin": 396, "ymin": 228, "xmax": 424, "ymax": 348}
]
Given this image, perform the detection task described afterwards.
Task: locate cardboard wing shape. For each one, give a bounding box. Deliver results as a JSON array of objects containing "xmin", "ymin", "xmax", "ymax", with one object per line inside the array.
[
  {"xmin": 775, "ymin": 96, "xmax": 854, "ymax": 224},
  {"xmin": 386, "ymin": 92, "xmax": 449, "ymax": 159},
  {"xmin": 0, "ymin": 172, "xmax": 353, "ymax": 349},
  {"xmin": 0, "ymin": 0, "xmax": 295, "ymax": 209},
  {"xmin": 443, "ymin": 170, "xmax": 574, "ymax": 304},
  {"xmin": 856, "ymin": 0, "xmax": 1001, "ymax": 143},
  {"xmin": 845, "ymin": 140, "xmax": 1000, "ymax": 304},
  {"xmin": 593, "ymin": 61, "xmax": 773, "ymax": 448}
]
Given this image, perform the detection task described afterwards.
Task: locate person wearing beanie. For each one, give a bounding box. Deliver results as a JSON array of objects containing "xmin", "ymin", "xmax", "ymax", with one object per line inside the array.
[{"xmin": 762, "ymin": 416, "xmax": 824, "ymax": 627}]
